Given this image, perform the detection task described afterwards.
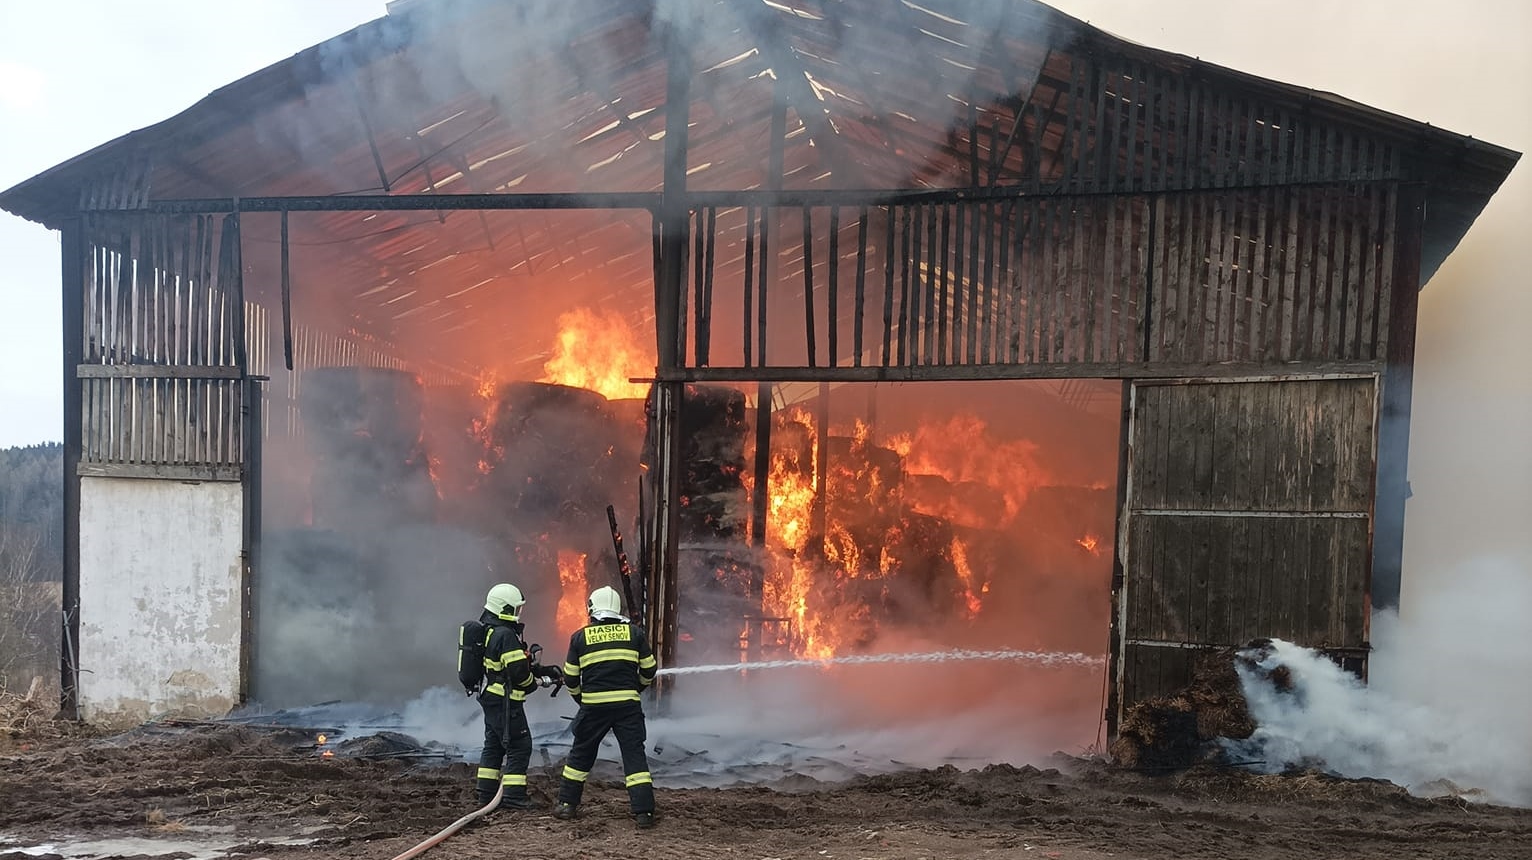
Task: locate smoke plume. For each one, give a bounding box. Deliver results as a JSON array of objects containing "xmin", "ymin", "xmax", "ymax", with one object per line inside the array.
[{"xmin": 1225, "ymin": 560, "xmax": 1532, "ymax": 807}]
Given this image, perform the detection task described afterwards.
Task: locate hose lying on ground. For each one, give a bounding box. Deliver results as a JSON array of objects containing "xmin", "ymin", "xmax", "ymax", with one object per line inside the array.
[{"xmin": 387, "ymin": 781, "xmax": 503, "ymax": 860}]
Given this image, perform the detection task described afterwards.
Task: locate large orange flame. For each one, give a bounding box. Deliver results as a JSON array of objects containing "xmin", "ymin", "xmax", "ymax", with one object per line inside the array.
[
  {"xmin": 540, "ymin": 308, "xmax": 653, "ymax": 400},
  {"xmin": 556, "ymin": 550, "xmax": 588, "ymax": 639},
  {"xmin": 745, "ymin": 405, "xmax": 1061, "ymax": 658}
]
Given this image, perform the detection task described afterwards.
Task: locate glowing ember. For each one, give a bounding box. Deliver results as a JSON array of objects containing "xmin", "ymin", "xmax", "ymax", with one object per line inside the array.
[
  {"xmin": 1077, "ymin": 534, "xmax": 1102, "ymax": 555},
  {"xmin": 949, "ymin": 537, "xmax": 983, "ymax": 618},
  {"xmin": 321, "ymin": 750, "xmax": 334, "ymax": 759},
  {"xmin": 425, "ymin": 453, "xmax": 445, "ymax": 499},
  {"xmin": 540, "ymin": 307, "xmax": 654, "ymax": 400},
  {"xmin": 475, "ymin": 370, "xmax": 499, "ymax": 400},
  {"xmin": 555, "ymin": 550, "xmax": 589, "ymax": 637},
  {"xmin": 316, "ymin": 734, "xmax": 327, "ymax": 745}
]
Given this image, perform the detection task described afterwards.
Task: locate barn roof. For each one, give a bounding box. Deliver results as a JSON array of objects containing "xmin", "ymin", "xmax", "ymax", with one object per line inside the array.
[{"xmin": 1, "ymin": 0, "xmax": 1518, "ymax": 372}]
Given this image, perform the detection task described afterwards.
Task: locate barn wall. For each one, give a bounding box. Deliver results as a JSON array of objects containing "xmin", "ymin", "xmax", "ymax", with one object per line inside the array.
[{"xmin": 77, "ymin": 476, "xmax": 244, "ymax": 723}]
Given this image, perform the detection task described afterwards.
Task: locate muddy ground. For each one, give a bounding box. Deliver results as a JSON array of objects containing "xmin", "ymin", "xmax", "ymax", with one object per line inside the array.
[{"xmin": 2, "ymin": 718, "xmax": 1530, "ymax": 860}]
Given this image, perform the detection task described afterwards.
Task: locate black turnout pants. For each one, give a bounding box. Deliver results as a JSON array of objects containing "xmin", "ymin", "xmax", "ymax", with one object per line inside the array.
[
  {"xmin": 477, "ymin": 693, "xmax": 532, "ymax": 803},
  {"xmin": 557, "ymin": 701, "xmax": 654, "ymax": 814}
]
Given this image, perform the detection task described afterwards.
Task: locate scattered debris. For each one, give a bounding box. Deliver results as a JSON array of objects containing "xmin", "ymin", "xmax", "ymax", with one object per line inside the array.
[{"xmin": 1109, "ymin": 648, "xmax": 1257, "ymax": 772}]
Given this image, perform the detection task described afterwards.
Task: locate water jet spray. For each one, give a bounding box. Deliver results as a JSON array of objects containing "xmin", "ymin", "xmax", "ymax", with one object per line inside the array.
[{"xmin": 656, "ymin": 648, "xmax": 1105, "ymax": 676}]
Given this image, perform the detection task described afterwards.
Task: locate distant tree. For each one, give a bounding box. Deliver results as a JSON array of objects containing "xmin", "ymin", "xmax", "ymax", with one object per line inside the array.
[
  {"xmin": 0, "ymin": 443, "xmax": 63, "ymax": 583},
  {"xmin": 0, "ymin": 444, "xmax": 63, "ymax": 693}
]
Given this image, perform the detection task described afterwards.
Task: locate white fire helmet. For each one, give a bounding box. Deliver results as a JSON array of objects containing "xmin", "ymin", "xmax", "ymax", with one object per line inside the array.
[
  {"xmin": 587, "ymin": 585, "xmax": 624, "ymax": 620},
  {"xmin": 484, "ymin": 583, "xmax": 526, "ymax": 620}
]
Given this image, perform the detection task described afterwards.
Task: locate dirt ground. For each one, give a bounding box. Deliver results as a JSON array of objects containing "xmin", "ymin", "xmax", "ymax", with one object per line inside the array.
[{"xmin": 2, "ymin": 717, "xmax": 1530, "ymax": 860}]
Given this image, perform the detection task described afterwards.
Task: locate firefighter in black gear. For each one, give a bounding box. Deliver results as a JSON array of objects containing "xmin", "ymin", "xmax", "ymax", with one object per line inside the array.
[
  {"xmin": 552, "ymin": 586, "xmax": 659, "ymax": 828},
  {"xmin": 473, "ymin": 583, "xmax": 560, "ymax": 810}
]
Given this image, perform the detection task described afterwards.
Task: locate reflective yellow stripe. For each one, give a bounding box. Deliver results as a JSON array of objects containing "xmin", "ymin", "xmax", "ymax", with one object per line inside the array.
[
  {"xmin": 580, "ymin": 689, "xmax": 641, "ymax": 704},
  {"xmin": 638, "ymin": 655, "xmax": 657, "ymax": 669},
  {"xmin": 579, "ymin": 648, "xmax": 640, "ymax": 668},
  {"xmin": 476, "ymin": 767, "xmax": 499, "ymax": 780},
  {"xmin": 625, "ymin": 771, "xmax": 653, "ymax": 787},
  {"xmin": 562, "ymin": 662, "xmax": 579, "ymax": 676},
  {"xmin": 500, "ymin": 773, "xmax": 527, "ymax": 786},
  {"xmin": 567, "ymin": 686, "xmax": 581, "ymax": 696},
  {"xmin": 562, "ymin": 766, "xmax": 589, "ymax": 782},
  {"xmin": 483, "ymin": 683, "xmax": 528, "ymax": 700}
]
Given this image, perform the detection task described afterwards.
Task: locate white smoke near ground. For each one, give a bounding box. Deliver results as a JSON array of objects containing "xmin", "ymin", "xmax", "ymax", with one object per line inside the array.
[{"xmin": 1225, "ymin": 558, "xmax": 1532, "ymax": 807}]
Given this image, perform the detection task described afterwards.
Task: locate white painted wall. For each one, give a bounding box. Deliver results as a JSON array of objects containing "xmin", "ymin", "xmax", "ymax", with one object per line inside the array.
[{"xmin": 78, "ymin": 477, "xmax": 244, "ymax": 724}]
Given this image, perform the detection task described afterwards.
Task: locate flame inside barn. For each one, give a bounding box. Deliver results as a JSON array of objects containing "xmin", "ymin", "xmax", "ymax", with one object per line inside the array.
[{"xmin": 0, "ymin": 0, "xmax": 1515, "ymax": 739}]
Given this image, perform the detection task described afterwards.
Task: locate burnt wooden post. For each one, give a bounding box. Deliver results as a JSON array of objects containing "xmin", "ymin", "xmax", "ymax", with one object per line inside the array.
[
  {"xmin": 60, "ymin": 216, "xmax": 83, "ymax": 719},
  {"xmin": 1105, "ymin": 380, "xmax": 1133, "ymax": 739},
  {"xmin": 650, "ymin": 10, "xmax": 693, "ymax": 678},
  {"xmin": 1373, "ymin": 183, "xmax": 1425, "ymax": 613},
  {"xmin": 746, "ymin": 87, "xmax": 790, "ymax": 660},
  {"xmin": 810, "ymin": 382, "xmax": 830, "ymax": 557}
]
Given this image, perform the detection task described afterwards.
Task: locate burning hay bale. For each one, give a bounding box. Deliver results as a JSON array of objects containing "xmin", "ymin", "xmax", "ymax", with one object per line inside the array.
[
  {"xmin": 1109, "ymin": 649, "xmax": 1257, "ymax": 771},
  {"xmin": 300, "ymin": 366, "xmax": 437, "ymax": 531},
  {"xmin": 676, "ymin": 384, "xmax": 750, "ymax": 541},
  {"xmin": 481, "ymin": 381, "xmax": 627, "ymax": 532}
]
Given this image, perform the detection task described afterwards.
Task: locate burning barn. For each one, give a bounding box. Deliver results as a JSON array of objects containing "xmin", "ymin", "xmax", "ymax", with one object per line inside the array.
[{"xmin": 0, "ymin": 0, "xmax": 1516, "ymax": 738}]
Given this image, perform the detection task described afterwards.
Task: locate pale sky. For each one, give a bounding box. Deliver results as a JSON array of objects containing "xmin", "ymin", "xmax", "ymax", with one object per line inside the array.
[{"xmin": 1, "ymin": 1, "xmax": 1528, "ymax": 585}]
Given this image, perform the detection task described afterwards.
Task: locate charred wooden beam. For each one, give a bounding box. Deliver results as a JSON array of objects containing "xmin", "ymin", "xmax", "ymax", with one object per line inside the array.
[
  {"xmin": 1372, "ymin": 182, "xmax": 1423, "ymax": 613},
  {"xmin": 650, "ymin": 10, "xmax": 695, "ymax": 679},
  {"xmin": 60, "ymin": 216, "xmax": 83, "ymax": 719},
  {"xmin": 725, "ymin": 1, "xmax": 870, "ymax": 186},
  {"xmin": 348, "ymin": 81, "xmax": 393, "ymax": 194},
  {"xmin": 653, "ymin": 361, "xmax": 1381, "ymax": 383},
  {"xmin": 117, "ymin": 175, "xmax": 1403, "ymax": 216}
]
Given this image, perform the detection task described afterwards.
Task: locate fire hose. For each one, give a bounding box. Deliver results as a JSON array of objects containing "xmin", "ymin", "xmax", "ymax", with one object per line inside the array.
[{"xmin": 388, "ymin": 650, "xmax": 563, "ymax": 860}]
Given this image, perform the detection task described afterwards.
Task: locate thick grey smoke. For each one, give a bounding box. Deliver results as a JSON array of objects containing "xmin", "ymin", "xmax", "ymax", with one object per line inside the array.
[{"xmin": 1226, "ymin": 561, "xmax": 1532, "ymax": 807}]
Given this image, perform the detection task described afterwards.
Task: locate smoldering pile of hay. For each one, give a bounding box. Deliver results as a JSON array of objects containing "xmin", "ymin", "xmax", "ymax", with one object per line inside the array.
[{"xmin": 1109, "ymin": 647, "xmax": 1261, "ymax": 771}]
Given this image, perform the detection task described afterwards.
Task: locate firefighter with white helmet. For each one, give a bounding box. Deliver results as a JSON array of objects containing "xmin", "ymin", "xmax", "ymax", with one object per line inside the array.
[
  {"xmin": 464, "ymin": 582, "xmax": 560, "ymax": 810},
  {"xmin": 552, "ymin": 585, "xmax": 659, "ymax": 828}
]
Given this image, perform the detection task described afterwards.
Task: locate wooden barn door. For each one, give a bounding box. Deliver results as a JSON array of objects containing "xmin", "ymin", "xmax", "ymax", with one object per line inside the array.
[{"xmin": 1110, "ymin": 376, "xmax": 1378, "ymax": 727}]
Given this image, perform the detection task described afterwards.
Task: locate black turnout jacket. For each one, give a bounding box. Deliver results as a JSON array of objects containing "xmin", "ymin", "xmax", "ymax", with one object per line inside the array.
[{"xmin": 561, "ymin": 618, "xmax": 658, "ymax": 706}]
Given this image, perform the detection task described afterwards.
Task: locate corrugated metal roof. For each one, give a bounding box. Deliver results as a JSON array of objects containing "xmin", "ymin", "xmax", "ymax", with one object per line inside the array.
[{"xmin": 0, "ymin": 0, "xmax": 1518, "ymax": 374}]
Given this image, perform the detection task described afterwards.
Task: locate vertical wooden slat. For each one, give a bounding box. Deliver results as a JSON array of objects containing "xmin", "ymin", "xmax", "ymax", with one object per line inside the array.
[
  {"xmin": 702, "ymin": 206, "xmax": 716, "ymax": 366},
  {"xmin": 1074, "ymin": 199, "xmax": 1092, "ymax": 362},
  {"xmin": 923, "ymin": 203, "xmax": 938, "ymax": 364},
  {"xmin": 898, "ymin": 205, "xmax": 913, "ymax": 366},
  {"xmin": 1174, "ymin": 195, "xmax": 1196, "ymax": 363},
  {"xmin": 995, "ymin": 200, "xmax": 1015, "ymax": 363},
  {"xmin": 880, "ymin": 206, "xmax": 895, "ymax": 367},
  {"xmin": 853, "ymin": 207, "xmax": 867, "ymax": 367},
  {"xmin": 950, "ymin": 200, "xmax": 964, "ymax": 364},
  {"xmin": 1357, "ymin": 186, "xmax": 1380, "ymax": 359},
  {"xmin": 827, "ymin": 206, "xmax": 839, "ymax": 367},
  {"xmin": 1279, "ymin": 189, "xmax": 1301, "ymax": 361},
  {"xmin": 757, "ymin": 202, "xmax": 770, "ymax": 366},
  {"xmin": 1246, "ymin": 190, "xmax": 1268, "ymax": 361},
  {"xmin": 691, "ymin": 209, "xmax": 706, "ymax": 365},
  {"xmin": 1322, "ymin": 187, "xmax": 1343, "ymax": 359},
  {"xmin": 965, "ymin": 203, "xmax": 981, "ymax": 364},
  {"xmin": 931, "ymin": 202, "xmax": 943, "ymax": 360},
  {"xmin": 1028, "ymin": 200, "xmax": 1047, "ymax": 362},
  {"xmin": 742, "ymin": 206, "xmax": 755, "ymax": 366}
]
